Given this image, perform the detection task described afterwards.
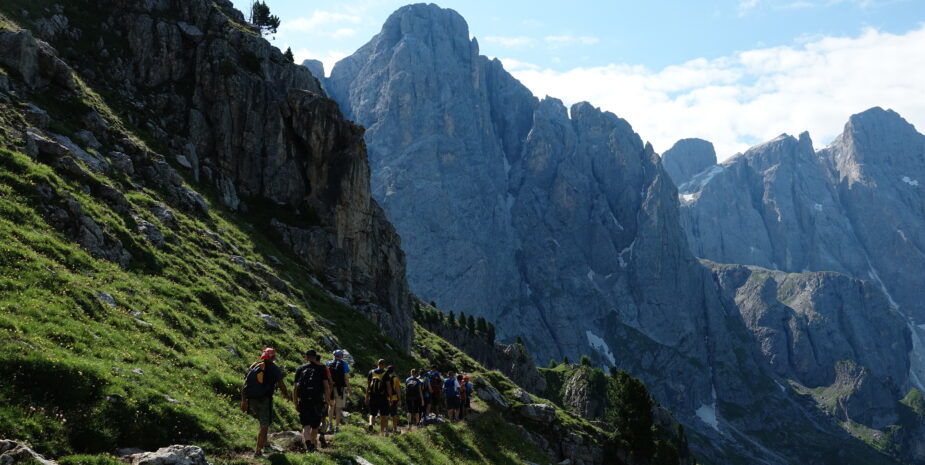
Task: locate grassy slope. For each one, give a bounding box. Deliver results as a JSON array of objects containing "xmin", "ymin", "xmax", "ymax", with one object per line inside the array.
[{"xmin": 0, "ymin": 27, "xmax": 555, "ymax": 462}]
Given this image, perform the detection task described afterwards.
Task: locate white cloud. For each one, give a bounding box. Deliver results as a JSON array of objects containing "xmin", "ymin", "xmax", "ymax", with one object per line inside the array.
[
  {"xmin": 279, "ymin": 11, "xmax": 361, "ymax": 35},
  {"xmin": 330, "ymin": 28, "xmax": 357, "ymax": 39},
  {"xmin": 545, "ymin": 35, "xmax": 599, "ymax": 45},
  {"xmin": 738, "ymin": 0, "xmax": 761, "ymax": 15},
  {"xmin": 508, "ymin": 25, "xmax": 925, "ymax": 161},
  {"xmin": 497, "ymin": 57, "xmax": 540, "ymax": 72},
  {"xmin": 483, "ymin": 36, "xmax": 533, "ymax": 47}
]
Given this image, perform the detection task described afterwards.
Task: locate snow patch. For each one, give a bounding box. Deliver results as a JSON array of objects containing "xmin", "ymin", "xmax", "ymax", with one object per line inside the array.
[
  {"xmin": 681, "ymin": 165, "xmax": 724, "ymax": 192},
  {"xmin": 775, "ymin": 380, "xmax": 787, "ymax": 392},
  {"xmin": 505, "ymin": 193, "xmax": 515, "ymax": 212},
  {"xmin": 813, "ymin": 203, "xmax": 823, "ymax": 212},
  {"xmin": 585, "ymin": 330, "xmax": 616, "ymax": 366},
  {"xmin": 680, "ymin": 193, "xmax": 697, "ymax": 204},
  {"xmin": 503, "ymin": 156, "xmax": 512, "ymax": 175},
  {"xmin": 696, "ymin": 403, "xmax": 720, "ymax": 431},
  {"xmin": 902, "ymin": 176, "xmax": 920, "ymax": 187},
  {"xmin": 608, "ymin": 212, "xmax": 624, "ymax": 231},
  {"xmin": 618, "ymin": 240, "xmax": 635, "ymax": 268}
]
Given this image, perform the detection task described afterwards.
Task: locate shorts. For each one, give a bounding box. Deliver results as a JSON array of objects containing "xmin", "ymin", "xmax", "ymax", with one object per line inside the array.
[
  {"xmin": 369, "ymin": 395, "xmax": 389, "ymax": 417},
  {"xmin": 446, "ymin": 396, "xmax": 460, "ymax": 410},
  {"xmin": 330, "ymin": 386, "xmax": 346, "ymax": 409},
  {"xmin": 406, "ymin": 398, "xmax": 422, "ymax": 414},
  {"xmin": 298, "ymin": 398, "xmax": 325, "ymax": 428},
  {"xmin": 247, "ymin": 396, "xmax": 274, "ymax": 426}
]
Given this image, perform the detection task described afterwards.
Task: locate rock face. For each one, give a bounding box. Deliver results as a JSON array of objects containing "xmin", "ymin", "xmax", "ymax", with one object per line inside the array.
[
  {"xmin": 128, "ymin": 445, "xmax": 211, "ymax": 465},
  {"xmin": 419, "ymin": 320, "xmax": 547, "ymax": 394},
  {"xmin": 13, "ymin": 0, "xmax": 413, "ymax": 348},
  {"xmin": 661, "ymin": 138, "xmax": 717, "ymax": 186},
  {"xmin": 0, "ymin": 440, "xmax": 57, "ymax": 465},
  {"xmin": 325, "ymin": 5, "xmax": 914, "ymax": 463},
  {"xmin": 679, "ymin": 108, "xmax": 925, "ymax": 387}
]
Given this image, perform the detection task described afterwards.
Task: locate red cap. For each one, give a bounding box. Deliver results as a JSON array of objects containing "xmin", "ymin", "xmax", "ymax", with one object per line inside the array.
[
  {"xmin": 260, "ymin": 347, "xmax": 277, "ymax": 360},
  {"xmin": 462, "ymin": 375, "xmax": 469, "ymax": 381}
]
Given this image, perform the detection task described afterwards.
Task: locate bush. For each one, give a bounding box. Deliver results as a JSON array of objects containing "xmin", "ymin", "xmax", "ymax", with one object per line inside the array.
[{"xmin": 580, "ymin": 354, "xmax": 593, "ymax": 367}]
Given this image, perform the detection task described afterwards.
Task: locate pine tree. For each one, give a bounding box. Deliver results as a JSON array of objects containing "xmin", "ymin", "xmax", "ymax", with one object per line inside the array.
[
  {"xmin": 458, "ymin": 311, "xmax": 467, "ymax": 327},
  {"xmin": 486, "ymin": 323, "xmax": 496, "ymax": 344},
  {"xmin": 609, "ymin": 365, "xmax": 619, "ymax": 377},
  {"xmin": 515, "ymin": 335, "xmax": 524, "ymax": 346},
  {"xmin": 476, "ymin": 316, "xmax": 487, "ymax": 334},
  {"xmin": 249, "ymin": 1, "xmax": 280, "ymax": 36},
  {"xmin": 466, "ymin": 314, "xmax": 475, "ymax": 332},
  {"xmin": 562, "ymin": 356, "xmax": 570, "ymax": 365},
  {"xmin": 283, "ymin": 47, "xmax": 294, "ymax": 63},
  {"xmin": 580, "ymin": 354, "xmax": 593, "ymax": 367},
  {"xmin": 606, "ymin": 371, "xmax": 656, "ymax": 460},
  {"xmin": 548, "ymin": 359, "xmax": 558, "ymax": 368},
  {"xmin": 448, "ymin": 310, "xmax": 456, "ymax": 326}
]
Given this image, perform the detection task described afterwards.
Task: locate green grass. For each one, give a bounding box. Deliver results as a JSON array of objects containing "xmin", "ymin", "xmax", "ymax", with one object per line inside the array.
[{"xmin": 0, "ymin": 142, "xmax": 555, "ymax": 464}]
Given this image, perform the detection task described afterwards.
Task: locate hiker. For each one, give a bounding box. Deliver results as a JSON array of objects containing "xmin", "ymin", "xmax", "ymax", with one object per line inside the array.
[
  {"xmin": 326, "ymin": 349, "xmax": 350, "ymax": 433},
  {"xmin": 463, "ymin": 375, "xmax": 473, "ymax": 418},
  {"xmin": 456, "ymin": 374, "xmax": 467, "ymax": 419},
  {"xmin": 241, "ymin": 347, "xmax": 291, "ymax": 456},
  {"xmin": 387, "ymin": 365, "xmax": 401, "ymax": 433},
  {"xmin": 443, "ymin": 370, "xmax": 460, "ymax": 421},
  {"xmin": 293, "ymin": 349, "xmax": 331, "ymax": 452},
  {"xmin": 366, "ymin": 359, "xmax": 393, "ymax": 435},
  {"xmin": 425, "ymin": 365, "xmax": 442, "ymax": 416},
  {"xmin": 405, "ymin": 369, "xmax": 425, "ymax": 429},
  {"xmin": 314, "ymin": 352, "xmax": 334, "ymax": 448},
  {"xmin": 419, "ymin": 368, "xmax": 431, "ymax": 420}
]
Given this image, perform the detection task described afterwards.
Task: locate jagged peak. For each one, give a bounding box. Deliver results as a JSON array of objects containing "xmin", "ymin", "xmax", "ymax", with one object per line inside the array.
[
  {"xmin": 842, "ymin": 106, "xmax": 920, "ymax": 141},
  {"xmin": 381, "ymin": 3, "xmax": 470, "ymax": 42}
]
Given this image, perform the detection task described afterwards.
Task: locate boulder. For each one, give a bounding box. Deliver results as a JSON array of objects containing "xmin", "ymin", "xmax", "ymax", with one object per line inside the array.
[
  {"xmin": 517, "ymin": 403, "xmax": 557, "ymax": 424},
  {"xmin": 0, "ymin": 440, "xmax": 57, "ymax": 465},
  {"xmin": 269, "ymin": 431, "xmax": 303, "ymax": 451},
  {"xmin": 474, "ymin": 383, "xmax": 509, "ymax": 410},
  {"xmin": 512, "ymin": 388, "xmax": 532, "ymax": 403},
  {"xmin": 128, "ymin": 445, "xmax": 211, "ymax": 465},
  {"xmin": 258, "ymin": 313, "xmax": 280, "ymax": 330}
]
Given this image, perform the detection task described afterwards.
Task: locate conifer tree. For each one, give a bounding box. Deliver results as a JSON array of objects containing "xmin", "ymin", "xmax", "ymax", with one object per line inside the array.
[
  {"xmin": 249, "ymin": 1, "xmax": 280, "ymax": 36},
  {"xmin": 283, "ymin": 47, "xmax": 294, "ymax": 63},
  {"xmin": 580, "ymin": 354, "xmax": 593, "ymax": 367},
  {"xmin": 476, "ymin": 316, "xmax": 487, "ymax": 334},
  {"xmin": 466, "ymin": 314, "xmax": 475, "ymax": 332}
]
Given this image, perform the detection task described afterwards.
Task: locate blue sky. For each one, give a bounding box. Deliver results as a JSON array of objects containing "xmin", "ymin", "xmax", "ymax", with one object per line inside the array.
[{"xmin": 230, "ymin": 0, "xmax": 925, "ymax": 159}]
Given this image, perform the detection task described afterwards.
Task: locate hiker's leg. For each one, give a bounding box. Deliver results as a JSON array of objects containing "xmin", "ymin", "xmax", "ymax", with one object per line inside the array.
[
  {"xmin": 301, "ymin": 425, "xmax": 311, "ymax": 448},
  {"xmin": 379, "ymin": 415, "xmax": 387, "ymax": 434},
  {"xmin": 256, "ymin": 424, "xmax": 269, "ymax": 452}
]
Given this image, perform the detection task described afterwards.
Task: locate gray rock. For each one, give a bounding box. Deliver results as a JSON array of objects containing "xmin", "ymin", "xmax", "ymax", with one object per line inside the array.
[
  {"xmin": 258, "ymin": 313, "xmax": 280, "ymax": 330},
  {"xmin": 128, "ymin": 445, "xmax": 211, "ymax": 465},
  {"xmin": 132, "ymin": 368, "xmax": 145, "ymax": 375},
  {"xmin": 0, "ymin": 440, "xmax": 57, "ymax": 465},
  {"xmin": 512, "ymin": 388, "xmax": 532, "ymax": 404},
  {"xmin": 175, "ymin": 154, "xmax": 192, "ymax": 169},
  {"xmin": 109, "ymin": 151, "xmax": 134, "ymax": 175},
  {"xmin": 50, "ymin": 133, "xmax": 109, "ymax": 173},
  {"xmin": 97, "ymin": 291, "xmax": 117, "ymax": 307},
  {"xmin": 474, "ymin": 382, "xmax": 509, "ymax": 410},
  {"xmin": 661, "ymin": 138, "xmax": 717, "ymax": 186},
  {"xmin": 224, "ymin": 345, "xmax": 240, "ymax": 358},
  {"xmin": 74, "ymin": 130, "xmax": 102, "ymax": 150},
  {"xmin": 286, "ymin": 304, "xmax": 302, "ymax": 317},
  {"xmin": 269, "ymin": 431, "xmax": 303, "ymax": 451},
  {"xmin": 23, "ymin": 104, "xmax": 50, "ymax": 128},
  {"xmin": 135, "ymin": 217, "xmax": 165, "ymax": 247},
  {"xmin": 517, "ymin": 403, "xmax": 557, "ymax": 424}
]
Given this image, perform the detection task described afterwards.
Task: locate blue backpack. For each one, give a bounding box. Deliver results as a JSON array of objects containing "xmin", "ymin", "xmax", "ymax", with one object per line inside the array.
[{"xmin": 443, "ymin": 378, "xmax": 457, "ymax": 398}]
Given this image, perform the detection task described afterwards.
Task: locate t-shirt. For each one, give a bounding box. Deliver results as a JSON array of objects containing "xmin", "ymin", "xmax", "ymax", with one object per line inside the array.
[
  {"xmin": 294, "ymin": 362, "xmax": 327, "ymax": 401},
  {"xmin": 367, "ymin": 368, "xmax": 389, "ymax": 397},
  {"xmin": 260, "ymin": 360, "xmax": 283, "ymax": 397},
  {"xmin": 443, "ymin": 377, "xmax": 459, "ymax": 399}
]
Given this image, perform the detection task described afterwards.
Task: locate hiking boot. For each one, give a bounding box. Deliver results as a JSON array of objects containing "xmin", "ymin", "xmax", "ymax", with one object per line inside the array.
[
  {"xmin": 319, "ymin": 434, "xmax": 328, "ymax": 448},
  {"xmin": 334, "ymin": 426, "xmax": 340, "ymax": 433},
  {"xmin": 306, "ymin": 443, "xmax": 316, "ymax": 453}
]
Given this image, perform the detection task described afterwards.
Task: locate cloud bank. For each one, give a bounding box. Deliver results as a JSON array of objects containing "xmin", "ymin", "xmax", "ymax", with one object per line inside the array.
[{"xmin": 505, "ymin": 24, "xmax": 925, "ymax": 160}]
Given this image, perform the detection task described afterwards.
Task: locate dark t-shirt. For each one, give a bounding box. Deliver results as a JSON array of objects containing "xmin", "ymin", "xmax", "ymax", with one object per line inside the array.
[{"xmin": 261, "ymin": 360, "xmax": 283, "ymax": 397}]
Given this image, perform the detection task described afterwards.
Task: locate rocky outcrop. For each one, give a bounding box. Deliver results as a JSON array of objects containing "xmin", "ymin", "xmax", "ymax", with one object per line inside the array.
[
  {"xmin": 711, "ymin": 263, "xmax": 910, "ymax": 429},
  {"xmin": 419, "ymin": 320, "xmax": 547, "ymax": 394},
  {"xmin": 0, "ymin": 440, "xmax": 57, "ymax": 465},
  {"xmin": 127, "ymin": 445, "xmax": 211, "ymax": 465},
  {"xmin": 661, "ymin": 138, "xmax": 717, "ymax": 186},
  {"xmin": 5, "ymin": 0, "xmax": 413, "ymax": 348}
]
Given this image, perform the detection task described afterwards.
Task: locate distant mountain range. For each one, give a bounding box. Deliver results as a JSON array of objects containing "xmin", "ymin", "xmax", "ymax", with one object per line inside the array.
[{"xmin": 313, "ymin": 4, "xmax": 925, "ymax": 463}]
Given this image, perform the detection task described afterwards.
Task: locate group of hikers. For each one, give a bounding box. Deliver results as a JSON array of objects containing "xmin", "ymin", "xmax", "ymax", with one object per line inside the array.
[{"xmin": 240, "ymin": 347, "xmax": 475, "ymax": 455}]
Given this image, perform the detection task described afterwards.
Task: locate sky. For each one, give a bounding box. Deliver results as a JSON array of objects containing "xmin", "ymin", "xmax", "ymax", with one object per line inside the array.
[{"xmin": 230, "ymin": 0, "xmax": 925, "ymax": 160}]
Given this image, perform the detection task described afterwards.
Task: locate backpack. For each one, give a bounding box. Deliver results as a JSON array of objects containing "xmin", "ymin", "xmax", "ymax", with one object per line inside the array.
[
  {"xmin": 428, "ymin": 371, "xmax": 442, "ymax": 394},
  {"xmin": 328, "ymin": 359, "xmax": 347, "ymax": 387},
  {"xmin": 296, "ymin": 363, "xmax": 325, "ymax": 401},
  {"xmin": 406, "ymin": 376, "xmax": 422, "ymax": 398},
  {"xmin": 243, "ymin": 361, "xmax": 273, "ymax": 398},
  {"xmin": 369, "ymin": 369, "xmax": 387, "ymax": 396}
]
